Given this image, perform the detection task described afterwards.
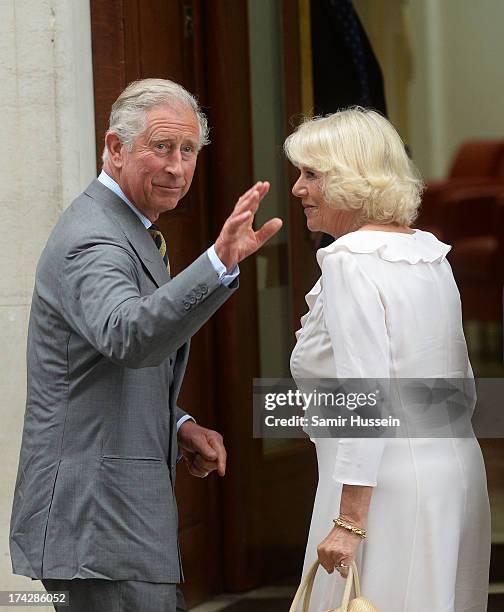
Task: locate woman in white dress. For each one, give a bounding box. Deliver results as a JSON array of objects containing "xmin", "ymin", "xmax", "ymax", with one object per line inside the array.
[{"xmin": 285, "ymin": 108, "xmax": 491, "ymax": 612}]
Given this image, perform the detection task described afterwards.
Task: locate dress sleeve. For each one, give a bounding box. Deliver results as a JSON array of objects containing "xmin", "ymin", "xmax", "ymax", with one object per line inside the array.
[{"xmin": 321, "ymin": 250, "xmax": 390, "ymax": 486}]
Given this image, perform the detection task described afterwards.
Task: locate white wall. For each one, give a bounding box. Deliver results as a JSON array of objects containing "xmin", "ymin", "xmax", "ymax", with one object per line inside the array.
[
  {"xmin": 440, "ymin": 0, "xmax": 504, "ymax": 172},
  {"xmin": 407, "ymin": 0, "xmax": 504, "ymax": 179},
  {"xmin": 0, "ymin": 0, "xmax": 95, "ymax": 599}
]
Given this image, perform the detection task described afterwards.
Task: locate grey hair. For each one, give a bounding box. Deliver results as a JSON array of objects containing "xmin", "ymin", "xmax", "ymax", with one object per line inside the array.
[{"xmin": 102, "ymin": 78, "xmax": 210, "ymax": 162}]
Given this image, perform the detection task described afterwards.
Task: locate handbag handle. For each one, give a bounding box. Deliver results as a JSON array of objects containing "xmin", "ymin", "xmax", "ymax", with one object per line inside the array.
[{"xmin": 289, "ymin": 560, "xmax": 361, "ymax": 612}]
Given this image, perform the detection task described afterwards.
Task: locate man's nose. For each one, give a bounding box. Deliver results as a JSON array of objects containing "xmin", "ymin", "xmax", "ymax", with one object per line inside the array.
[{"xmin": 164, "ymin": 150, "xmax": 183, "ymax": 176}]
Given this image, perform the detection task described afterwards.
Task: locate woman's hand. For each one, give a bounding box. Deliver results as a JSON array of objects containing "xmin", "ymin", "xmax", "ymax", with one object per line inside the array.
[
  {"xmin": 318, "ymin": 484, "xmax": 374, "ymax": 578},
  {"xmin": 317, "ymin": 523, "xmax": 362, "ymax": 578}
]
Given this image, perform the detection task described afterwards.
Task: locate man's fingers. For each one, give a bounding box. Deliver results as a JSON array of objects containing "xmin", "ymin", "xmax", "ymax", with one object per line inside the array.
[
  {"xmin": 192, "ymin": 454, "xmax": 217, "ymax": 472},
  {"xmin": 235, "ymin": 181, "xmax": 270, "ymax": 214},
  {"xmin": 254, "ymin": 217, "xmax": 283, "ymax": 246},
  {"xmin": 235, "ymin": 189, "xmax": 260, "ymax": 215},
  {"xmin": 237, "ymin": 182, "xmax": 261, "ymax": 205},
  {"xmin": 184, "ymin": 452, "xmax": 224, "ymax": 478},
  {"xmin": 243, "ymin": 181, "xmax": 269, "ymax": 201},
  {"xmin": 229, "ymin": 181, "xmax": 271, "ymax": 229},
  {"xmin": 235, "ymin": 183, "xmax": 261, "ymax": 211},
  {"xmin": 190, "ymin": 433, "xmax": 218, "ymax": 462},
  {"xmin": 184, "ymin": 456, "xmax": 210, "ymax": 478},
  {"xmin": 184, "ymin": 453, "xmax": 212, "ymax": 476},
  {"xmin": 225, "ymin": 210, "xmax": 252, "ymax": 237},
  {"xmin": 208, "ymin": 436, "xmax": 227, "ymax": 477},
  {"xmin": 257, "ymin": 181, "xmax": 270, "ymax": 199}
]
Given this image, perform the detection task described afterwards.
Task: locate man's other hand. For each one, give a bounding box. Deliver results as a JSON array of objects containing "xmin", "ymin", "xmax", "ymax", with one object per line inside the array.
[
  {"xmin": 177, "ymin": 420, "xmax": 226, "ymax": 478},
  {"xmin": 214, "ymin": 181, "xmax": 283, "ymax": 272}
]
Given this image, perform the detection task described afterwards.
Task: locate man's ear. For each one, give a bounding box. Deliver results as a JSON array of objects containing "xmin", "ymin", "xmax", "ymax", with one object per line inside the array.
[{"xmin": 105, "ymin": 133, "xmax": 124, "ymax": 168}]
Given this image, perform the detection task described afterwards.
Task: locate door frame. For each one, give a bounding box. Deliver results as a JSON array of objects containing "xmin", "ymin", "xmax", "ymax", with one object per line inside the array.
[{"xmin": 90, "ymin": 0, "xmax": 318, "ymax": 600}]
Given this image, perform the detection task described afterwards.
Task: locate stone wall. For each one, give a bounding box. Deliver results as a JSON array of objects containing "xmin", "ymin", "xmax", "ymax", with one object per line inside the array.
[{"xmin": 0, "ymin": 0, "xmax": 95, "ymax": 599}]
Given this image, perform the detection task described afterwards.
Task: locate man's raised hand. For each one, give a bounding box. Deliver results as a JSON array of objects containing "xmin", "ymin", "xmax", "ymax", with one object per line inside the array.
[{"xmin": 214, "ymin": 181, "xmax": 283, "ymax": 272}]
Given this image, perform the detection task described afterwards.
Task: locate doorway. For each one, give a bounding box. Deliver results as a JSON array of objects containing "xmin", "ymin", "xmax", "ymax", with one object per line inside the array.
[{"xmin": 90, "ymin": 0, "xmax": 318, "ymax": 606}]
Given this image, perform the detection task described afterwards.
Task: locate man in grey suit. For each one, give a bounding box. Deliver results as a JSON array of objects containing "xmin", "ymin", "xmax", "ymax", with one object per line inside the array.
[{"xmin": 10, "ymin": 79, "xmax": 281, "ymax": 611}]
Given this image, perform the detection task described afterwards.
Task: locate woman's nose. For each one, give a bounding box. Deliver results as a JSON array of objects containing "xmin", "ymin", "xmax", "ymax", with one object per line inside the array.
[{"xmin": 292, "ymin": 179, "xmax": 305, "ymax": 197}]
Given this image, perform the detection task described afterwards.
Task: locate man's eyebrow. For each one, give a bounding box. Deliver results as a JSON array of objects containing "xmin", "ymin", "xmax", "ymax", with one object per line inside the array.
[
  {"xmin": 148, "ymin": 135, "xmax": 174, "ymax": 143},
  {"xmin": 148, "ymin": 135, "xmax": 198, "ymax": 145}
]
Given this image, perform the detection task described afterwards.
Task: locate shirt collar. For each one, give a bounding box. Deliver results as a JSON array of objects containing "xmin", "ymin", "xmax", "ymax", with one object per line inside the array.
[{"xmin": 97, "ymin": 170, "xmax": 152, "ymax": 229}]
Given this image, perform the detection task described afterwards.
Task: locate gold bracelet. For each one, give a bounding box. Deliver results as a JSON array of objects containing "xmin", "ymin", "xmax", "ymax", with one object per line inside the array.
[{"xmin": 333, "ymin": 517, "xmax": 367, "ymax": 539}]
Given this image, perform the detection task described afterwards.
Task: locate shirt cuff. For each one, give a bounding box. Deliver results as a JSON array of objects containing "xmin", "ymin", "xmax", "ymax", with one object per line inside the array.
[
  {"xmin": 176, "ymin": 414, "xmax": 195, "ymax": 431},
  {"xmin": 206, "ymin": 245, "xmax": 240, "ymax": 287}
]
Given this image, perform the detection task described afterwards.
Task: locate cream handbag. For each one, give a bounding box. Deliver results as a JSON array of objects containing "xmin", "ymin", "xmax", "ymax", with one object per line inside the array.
[{"xmin": 289, "ymin": 560, "xmax": 379, "ymax": 612}]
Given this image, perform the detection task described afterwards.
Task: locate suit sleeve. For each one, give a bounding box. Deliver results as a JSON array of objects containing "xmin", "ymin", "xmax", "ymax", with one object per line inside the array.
[
  {"xmin": 59, "ymin": 240, "xmax": 236, "ymax": 369},
  {"xmin": 321, "ymin": 250, "xmax": 390, "ymax": 486}
]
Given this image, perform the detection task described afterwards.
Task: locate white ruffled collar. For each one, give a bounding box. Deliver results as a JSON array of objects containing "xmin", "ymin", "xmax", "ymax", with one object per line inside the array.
[
  {"xmin": 316, "ymin": 229, "xmax": 451, "ymax": 267},
  {"xmin": 295, "ymin": 230, "xmax": 451, "ymax": 340}
]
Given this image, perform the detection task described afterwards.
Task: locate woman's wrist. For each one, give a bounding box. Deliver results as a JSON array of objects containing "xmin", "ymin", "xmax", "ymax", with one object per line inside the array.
[
  {"xmin": 337, "ymin": 512, "xmax": 367, "ymax": 528},
  {"xmin": 333, "ymin": 516, "xmax": 367, "ymax": 539},
  {"xmin": 338, "ymin": 484, "xmax": 372, "ymax": 527}
]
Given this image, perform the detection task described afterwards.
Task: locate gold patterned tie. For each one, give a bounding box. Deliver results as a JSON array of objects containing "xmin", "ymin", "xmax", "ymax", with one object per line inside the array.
[{"xmin": 148, "ymin": 224, "xmax": 170, "ymax": 276}]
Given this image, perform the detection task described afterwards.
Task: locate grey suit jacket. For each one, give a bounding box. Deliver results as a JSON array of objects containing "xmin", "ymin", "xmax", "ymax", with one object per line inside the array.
[{"xmin": 10, "ymin": 180, "xmax": 236, "ymax": 582}]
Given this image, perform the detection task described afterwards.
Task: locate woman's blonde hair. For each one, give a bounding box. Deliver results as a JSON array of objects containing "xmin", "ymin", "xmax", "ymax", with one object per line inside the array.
[{"xmin": 284, "ymin": 107, "xmax": 424, "ymax": 226}]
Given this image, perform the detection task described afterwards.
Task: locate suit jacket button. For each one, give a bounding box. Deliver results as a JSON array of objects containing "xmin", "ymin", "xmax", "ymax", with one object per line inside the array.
[
  {"xmin": 189, "ymin": 296, "xmax": 196, "ymax": 304},
  {"xmin": 183, "ymin": 300, "xmax": 190, "ymax": 309}
]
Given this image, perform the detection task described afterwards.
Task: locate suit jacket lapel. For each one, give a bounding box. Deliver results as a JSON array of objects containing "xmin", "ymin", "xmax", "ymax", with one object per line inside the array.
[{"xmin": 84, "ymin": 180, "xmax": 170, "ymax": 288}]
